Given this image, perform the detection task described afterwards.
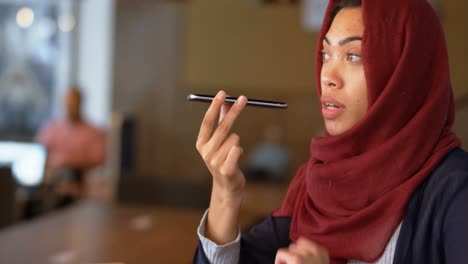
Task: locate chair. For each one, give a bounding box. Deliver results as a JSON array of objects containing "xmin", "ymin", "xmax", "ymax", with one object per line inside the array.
[{"xmin": 0, "ymin": 166, "xmax": 16, "ymax": 229}]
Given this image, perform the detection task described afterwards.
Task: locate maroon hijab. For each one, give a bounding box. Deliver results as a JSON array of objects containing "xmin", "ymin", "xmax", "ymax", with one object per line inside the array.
[{"xmin": 273, "ymin": 0, "xmax": 461, "ymax": 262}]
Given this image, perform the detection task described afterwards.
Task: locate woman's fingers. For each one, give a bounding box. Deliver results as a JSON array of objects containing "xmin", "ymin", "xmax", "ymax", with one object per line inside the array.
[
  {"xmin": 208, "ymin": 95, "xmax": 247, "ymax": 151},
  {"xmin": 275, "ymin": 248, "xmax": 302, "ymax": 264},
  {"xmin": 219, "ymin": 103, "xmax": 231, "ymax": 123},
  {"xmin": 221, "ymin": 145, "xmax": 244, "ymax": 178},
  {"xmin": 210, "ymin": 133, "xmax": 240, "ymax": 168},
  {"xmin": 219, "ymin": 94, "xmax": 232, "ymax": 123},
  {"xmin": 195, "ymin": 91, "xmax": 247, "ymax": 194},
  {"xmin": 275, "ymin": 238, "xmax": 329, "ymax": 264},
  {"xmin": 196, "ymin": 91, "xmax": 226, "ymax": 150},
  {"xmin": 295, "ymin": 238, "xmax": 326, "ymax": 256}
]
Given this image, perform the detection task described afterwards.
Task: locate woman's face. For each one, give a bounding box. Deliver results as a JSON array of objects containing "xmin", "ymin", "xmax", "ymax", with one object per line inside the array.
[{"xmin": 320, "ymin": 8, "xmax": 367, "ymax": 136}]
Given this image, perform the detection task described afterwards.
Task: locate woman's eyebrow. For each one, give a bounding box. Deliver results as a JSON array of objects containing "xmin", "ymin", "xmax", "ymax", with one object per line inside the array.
[{"xmin": 323, "ymin": 36, "xmax": 363, "ymax": 46}]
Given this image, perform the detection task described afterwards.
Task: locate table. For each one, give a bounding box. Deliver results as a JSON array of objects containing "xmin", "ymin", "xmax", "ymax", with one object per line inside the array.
[
  {"xmin": 0, "ymin": 182, "xmax": 288, "ymax": 264},
  {"xmin": 0, "ymin": 201, "xmax": 204, "ymax": 264}
]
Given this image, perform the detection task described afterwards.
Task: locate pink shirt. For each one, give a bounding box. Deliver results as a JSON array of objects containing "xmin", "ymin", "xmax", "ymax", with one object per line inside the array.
[{"xmin": 37, "ymin": 120, "xmax": 106, "ymax": 171}]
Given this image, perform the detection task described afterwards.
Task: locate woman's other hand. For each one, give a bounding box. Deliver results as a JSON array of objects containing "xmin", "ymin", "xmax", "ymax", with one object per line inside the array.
[{"xmin": 275, "ymin": 238, "xmax": 330, "ymax": 264}]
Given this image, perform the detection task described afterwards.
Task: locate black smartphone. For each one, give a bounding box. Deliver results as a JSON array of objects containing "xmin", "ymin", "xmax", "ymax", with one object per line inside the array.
[{"xmin": 187, "ymin": 94, "xmax": 287, "ymax": 109}]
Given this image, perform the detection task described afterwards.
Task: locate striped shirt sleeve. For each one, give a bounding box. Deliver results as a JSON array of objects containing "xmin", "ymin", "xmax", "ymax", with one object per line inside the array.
[{"xmin": 197, "ymin": 209, "xmax": 241, "ymax": 264}]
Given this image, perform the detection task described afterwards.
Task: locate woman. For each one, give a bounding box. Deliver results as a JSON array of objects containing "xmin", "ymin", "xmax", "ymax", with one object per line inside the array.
[{"xmin": 194, "ymin": 0, "xmax": 468, "ymax": 263}]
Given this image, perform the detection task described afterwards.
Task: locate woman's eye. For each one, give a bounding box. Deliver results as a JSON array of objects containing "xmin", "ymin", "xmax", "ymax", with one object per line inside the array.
[
  {"xmin": 321, "ymin": 51, "xmax": 330, "ymax": 61},
  {"xmin": 347, "ymin": 54, "xmax": 361, "ymax": 62}
]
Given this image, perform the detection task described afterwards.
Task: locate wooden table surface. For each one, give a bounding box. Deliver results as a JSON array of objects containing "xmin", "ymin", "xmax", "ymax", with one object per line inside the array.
[
  {"xmin": 0, "ymin": 201, "xmax": 204, "ymax": 264},
  {"xmin": 0, "ymin": 183, "xmax": 288, "ymax": 264}
]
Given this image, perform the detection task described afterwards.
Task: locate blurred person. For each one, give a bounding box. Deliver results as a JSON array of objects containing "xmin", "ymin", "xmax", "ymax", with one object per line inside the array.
[
  {"xmin": 37, "ymin": 86, "xmax": 106, "ymax": 206},
  {"xmin": 193, "ymin": 0, "xmax": 468, "ymax": 263}
]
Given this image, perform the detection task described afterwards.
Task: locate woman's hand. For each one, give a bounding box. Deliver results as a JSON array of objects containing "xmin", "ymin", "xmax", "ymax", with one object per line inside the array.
[
  {"xmin": 275, "ymin": 238, "xmax": 330, "ymax": 264},
  {"xmin": 196, "ymin": 90, "xmax": 248, "ymax": 244},
  {"xmin": 196, "ymin": 90, "xmax": 247, "ymax": 201}
]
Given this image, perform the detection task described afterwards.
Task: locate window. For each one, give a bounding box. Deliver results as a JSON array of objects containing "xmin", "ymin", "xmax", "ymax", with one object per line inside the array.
[{"xmin": 0, "ymin": 1, "xmax": 77, "ymax": 141}]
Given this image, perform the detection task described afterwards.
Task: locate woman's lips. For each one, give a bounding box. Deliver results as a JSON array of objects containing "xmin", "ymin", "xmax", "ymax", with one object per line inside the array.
[{"xmin": 321, "ymin": 96, "xmax": 345, "ymax": 119}]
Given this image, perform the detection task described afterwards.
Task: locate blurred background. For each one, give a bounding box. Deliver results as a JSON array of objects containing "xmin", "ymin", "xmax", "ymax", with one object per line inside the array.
[{"xmin": 0, "ymin": 0, "xmax": 466, "ymax": 263}]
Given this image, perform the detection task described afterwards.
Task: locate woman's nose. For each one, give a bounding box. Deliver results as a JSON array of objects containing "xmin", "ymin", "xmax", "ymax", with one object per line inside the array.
[{"xmin": 321, "ymin": 62, "xmax": 343, "ymax": 90}]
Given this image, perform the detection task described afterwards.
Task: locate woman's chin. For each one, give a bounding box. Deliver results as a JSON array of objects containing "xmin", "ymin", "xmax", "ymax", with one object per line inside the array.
[{"xmin": 324, "ymin": 121, "xmax": 349, "ymax": 136}]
